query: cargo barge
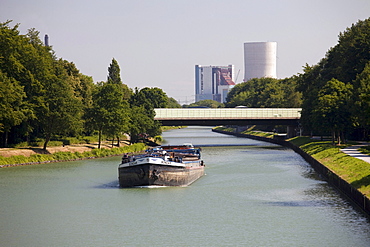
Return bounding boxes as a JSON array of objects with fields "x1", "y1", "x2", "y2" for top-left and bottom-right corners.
[{"x1": 118, "y1": 144, "x2": 204, "y2": 187}]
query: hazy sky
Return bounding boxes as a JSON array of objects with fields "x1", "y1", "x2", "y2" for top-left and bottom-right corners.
[{"x1": 1, "y1": 0, "x2": 369, "y2": 103}]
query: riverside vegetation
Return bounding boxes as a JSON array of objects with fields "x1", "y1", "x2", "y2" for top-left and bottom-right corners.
[
  {"x1": 0, "y1": 127, "x2": 180, "y2": 167},
  {"x1": 289, "y1": 137, "x2": 370, "y2": 198},
  {"x1": 0, "y1": 143, "x2": 146, "y2": 167},
  {"x1": 0, "y1": 20, "x2": 181, "y2": 150}
]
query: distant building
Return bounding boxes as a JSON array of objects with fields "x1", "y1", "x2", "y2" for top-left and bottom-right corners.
[
  {"x1": 243, "y1": 42, "x2": 277, "y2": 81},
  {"x1": 195, "y1": 65, "x2": 235, "y2": 103}
]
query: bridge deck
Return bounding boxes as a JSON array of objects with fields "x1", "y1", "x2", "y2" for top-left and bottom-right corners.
[
  {"x1": 154, "y1": 108, "x2": 302, "y2": 126},
  {"x1": 155, "y1": 108, "x2": 301, "y2": 119}
]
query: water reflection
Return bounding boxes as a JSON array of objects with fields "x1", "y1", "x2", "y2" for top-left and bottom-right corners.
[
  {"x1": 94, "y1": 180, "x2": 120, "y2": 189},
  {"x1": 264, "y1": 200, "x2": 324, "y2": 207}
]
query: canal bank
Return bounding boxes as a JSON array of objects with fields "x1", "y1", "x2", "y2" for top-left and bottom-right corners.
[
  {"x1": 0, "y1": 143, "x2": 147, "y2": 168},
  {"x1": 212, "y1": 128, "x2": 370, "y2": 216}
]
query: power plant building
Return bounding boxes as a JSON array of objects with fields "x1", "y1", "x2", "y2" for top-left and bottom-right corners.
[
  {"x1": 195, "y1": 65, "x2": 235, "y2": 103},
  {"x1": 243, "y1": 42, "x2": 277, "y2": 81}
]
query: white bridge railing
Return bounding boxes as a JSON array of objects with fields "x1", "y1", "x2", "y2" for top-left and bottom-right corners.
[{"x1": 154, "y1": 108, "x2": 302, "y2": 120}]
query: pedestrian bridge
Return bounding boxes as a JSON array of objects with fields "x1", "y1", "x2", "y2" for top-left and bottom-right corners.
[{"x1": 154, "y1": 108, "x2": 302, "y2": 126}]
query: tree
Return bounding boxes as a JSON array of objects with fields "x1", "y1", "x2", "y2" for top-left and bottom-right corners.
[
  {"x1": 279, "y1": 76, "x2": 302, "y2": 108},
  {"x1": 85, "y1": 59, "x2": 130, "y2": 148},
  {"x1": 107, "y1": 58, "x2": 121, "y2": 84},
  {"x1": 127, "y1": 106, "x2": 161, "y2": 144},
  {"x1": 128, "y1": 87, "x2": 164, "y2": 143},
  {"x1": 167, "y1": 97, "x2": 181, "y2": 108},
  {"x1": 322, "y1": 18, "x2": 370, "y2": 83},
  {"x1": 297, "y1": 63, "x2": 326, "y2": 135},
  {"x1": 297, "y1": 18, "x2": 370, "y2": 139},
  {"x1": 313, "y1": 79, "x2": 353, "y2": 144},
  {"x1": 0, "y1": 21, "x2": 52, "y2": 145},
  {"x1": 225, "y1": 77, "x2": 301, "y2": 108},
  {"x1": 38, "y1": 63, "x2": 84, "y2": 150},
  {"x1": 352, "y1": 61, "x2": 370, "y2": 139},
  {"x1": 185, "y1": 99, "x2": 224, "y2": 108},
  {"x1": 86, "y1": 82, "x2": 129, "y2": 148},
  {"x1": 59, "y1": 60, "x2": 95, "y2": 109},
  {"x1": 0, "y1": 71, "x2": 27, "y2": 146},
  {"x1": 130, "y1": 87, "x2": 168, "y2": 110},
  {"x1": 104, "y1": 91, "x2": 130, "y2": 148},
  {"x1": 0, "y1": 22, "x2": 134, "y2": 149},
  {"x1": 107, "y1": 58, "x2": 131, "y2": 100}
]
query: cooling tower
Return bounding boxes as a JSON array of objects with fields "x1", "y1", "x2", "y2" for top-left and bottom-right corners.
[{"x1": 243, "y1": 42, "x2": 277, "y2": 81}]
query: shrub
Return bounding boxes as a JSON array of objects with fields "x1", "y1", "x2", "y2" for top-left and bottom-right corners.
[
  {"x1": 52, "y1": 152, "x2": 75, "y2": 161},
  {"x1": 29, "y1": 154, "x2": 52, "y2": 163},
  {"x1": 83, "y1": 136, "x2": 99, "y2": 144},
  {"x1": 14, "y1": 142, "x2": 31, "y2": 148}
]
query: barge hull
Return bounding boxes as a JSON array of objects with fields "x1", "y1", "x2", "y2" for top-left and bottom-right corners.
[{"x1": 118, "y1": 164, "x2": 204, "y2": 187}]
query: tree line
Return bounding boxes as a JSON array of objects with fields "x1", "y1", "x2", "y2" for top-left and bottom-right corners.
[
  {"x1": 296, "y1": 17, "x2": 370, "y2": 143},
  {"x1": 0, "y1": 21, "x2": 180, "y2": 149},
  {"x1": 2, "y1": 17, "x2": 370, "y2": 148}
]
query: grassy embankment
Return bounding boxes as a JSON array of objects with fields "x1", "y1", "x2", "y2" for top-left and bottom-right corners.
[
  {"x1": 214, "y1": 126, "x2": 370, "y2": 198},
  {"x1": 0, "y1": 143, "x2": 147, "y2": 167},
  {"x1": 0, "y1": 127, "x2": 182, "y2": 167}
]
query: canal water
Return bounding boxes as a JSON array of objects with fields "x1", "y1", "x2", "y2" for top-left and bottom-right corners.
[{"x1": 0, "y1": 126, "x2": 369, "y2": 246}]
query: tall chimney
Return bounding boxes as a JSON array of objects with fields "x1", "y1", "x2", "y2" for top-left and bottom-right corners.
[{"x1": 44, "y1": 34, "x2": 49, "y2": 47}]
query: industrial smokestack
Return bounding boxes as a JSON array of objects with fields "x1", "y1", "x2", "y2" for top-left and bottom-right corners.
[{"x1": 44, "y1": 34, "x2": 49, "y2": 47}]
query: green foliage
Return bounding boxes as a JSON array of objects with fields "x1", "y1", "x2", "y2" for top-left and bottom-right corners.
[
  {"x1": 130, "y1": 87, "x2": 169, "y2": 109},
  {"x1": 0, "y1": 22, "x2": 176, "y2": 150},
  {"x1": 107, "y1": 58, "x2": 122, "y2": 84},
  {"x1": 241, "y1": 130, "x2": 275, "y2": 138},
  {"x1": 352, "y1": 61, "x2": 370, "y2": 132},
  {"x1": 128, "y1": 87, "x2": 164, "y2": 143},
  {"x1": 39, "y1": 60, "x2": 85, "y2": 149},
  {"x1": 13, "y1": 136, "x2": 98, "y2": 148},
  {"x1": 167, "y1": 97, "x2": 181, "y2": 108},
  {"x1": 324, "y1": 19, "x2": 370, "y2": 83},
  {"x1": 312, "y1": 79, "x2": 353, "y2": 144},
  {"x1": 128, "y1": 106, "x2": 160, "y2": 144},
  {"x1": 85, "y1": 59, "x2": 131, "y2": 148},
  {"x1": 107, "y1": 58, "x2": 131, "y2": 100},
  {"x1": 52, "y1": 151, "x2": 75, "y2": 161},
  {"x1": 82, "y1": 136, "x2": 99, "y2": 144},
  {"x1": 45, "y1": 141, "x2": 64, "y2": 147},
  {"x1": 0, "y1": 71, "x2": 27, "y2": 137},
  {"x1": 297, "y1": 18, "x2": 370, "y2": 140},
  {"x1": 213, "y1": 126, "x2": 235, "y2": 132},
  {"x1": 185, "y1": 99, "x2": 224, "y2": 108},
  {"x1": 0, "y1": 21, "x2": 95, "y2": 149},
  {"x1": 288, "y1": 136, "x2": 312, "y2": 147},
  {"x1": 225, "y1": 77, "x2": 302, "y2": 108},
  {"x1": 297, "y1": 140, "x2": 370, "y2": 197}
]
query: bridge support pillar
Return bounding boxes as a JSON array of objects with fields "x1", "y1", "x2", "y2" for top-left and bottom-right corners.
[{"x1": 287, "y1": 125, "x2": 296, "y2": 138}]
